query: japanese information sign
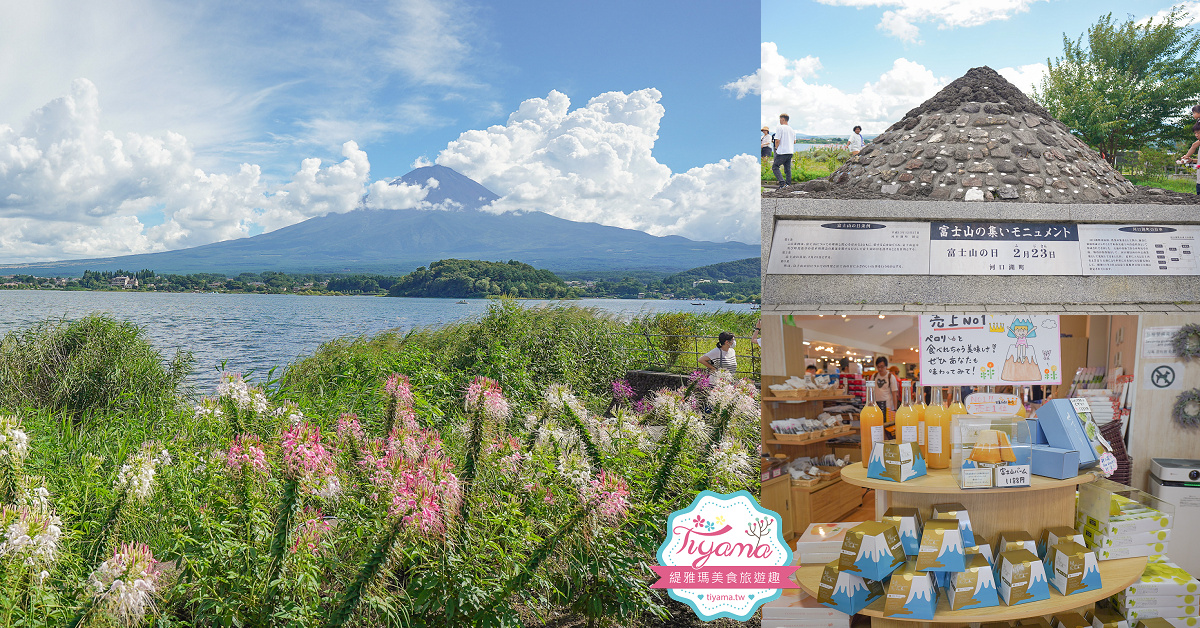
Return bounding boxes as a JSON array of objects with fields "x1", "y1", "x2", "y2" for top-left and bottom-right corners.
[
  {"x1": 918, "y1": 314, "x2": 1063, "y2": 386},
  {"x1": 928, "y1": 222, "x2": 1083, "y2": 275},
  {"x1": 766, "y1": 221, "x2": 929, "y2": 274},
  {"x1": 767, "y1": 220, "x2": 1200, "y2": 277},
  {"x1": 1077, "y1": 225, "x2": 1199, "y2": 275}
]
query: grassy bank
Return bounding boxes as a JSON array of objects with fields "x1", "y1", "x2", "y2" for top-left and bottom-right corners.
[{"x1": 0, "y1": 304, "x2": 760, "y2": 627}]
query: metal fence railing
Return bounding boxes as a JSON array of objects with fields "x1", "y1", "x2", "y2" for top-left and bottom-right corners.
[{"x1": 618, "y1": 332, "x2": 760, "y2": 381}]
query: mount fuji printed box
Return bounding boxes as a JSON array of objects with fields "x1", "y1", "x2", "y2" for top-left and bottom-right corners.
[
  {"x1": 867, "y1": 442, "x2": 927, "y2": 483},
  {"x1": 838, "y1": 522, "x2": 907, "y2": 581},
  {"x1": 915, "y1": 519, "x2": 967, "y2": 572},
  {"x1": 1053, "y1": 611, "x2": 1092, "y2": 628},
  {"x1": 966, "y1": 534, "x2": 993, "y2": 565},
  {"x1": 996, "y1": 530, "x2": 1038, "y2": 557},
  {"x1": 1088, "y1": 606, "x2": 1130, "y2": 628},
  {"x1": 1040, "y1": 526, "x2": 1085, "y2": 559},
  {"x1": 997, "y1": 549, "x2": 1051, "y2": 606},
  {"x1": 817, "y1": 561, "x2": 885, "y2": 615},
  {"x1": 883, "y1": 560, "x2": 938, "y2": 619},
  {"x1": 1048, "y1": 540, "x2": 1102, "y2": 595},
  {"x1": 931, "y1": 503, "x2": 976, "y2": 547},
  {"x1": 881, "y1": 508, "x2": 923, "y2": 557},
  {"x1": 948, "y1": 554, "x2": 1000, "y2": 610}
]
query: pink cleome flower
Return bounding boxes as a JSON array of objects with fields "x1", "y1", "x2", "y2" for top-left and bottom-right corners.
[
  {"x1": 585, "y1": 471, "x2": 631, "y2": 523},
  {"x1": 226, "y1": 434, "x2": 268, "y2": 476},
  {"x1": 336, "y1": 414, "x2": 365, "y2": 446},
  {"x1": 87, "y1": 542, "x2": 161, "y2": 626},
  {"x1": 384, "y1": 373, "x2": 414, "y2": 406},
  {"x1": 280, "y1": 422, "x2": 336, "y2": 487},
  {"x1": 359, "y1": 424, "x2": 460, "y2": 535},
  {"x1": 291, "y1": 508, "x2": 332, "y2": 555},
  {"x1": 611, "y1": 379, "x2": 636, "y2": 401},
  {"x1": 464, "y1": 376, "x2": 510, "y2": 422}
]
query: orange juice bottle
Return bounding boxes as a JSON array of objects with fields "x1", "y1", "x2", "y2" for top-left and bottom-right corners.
[
  {"x1": 948, "y1": 385, "x2": 967, "y2": 418},
  {"x1": 915, "y1": 387, "x2": 928, "y2": 457},
  {"x1": 859, "y1": 380, "x2": 884, "y2": 464},
  {"x1": 924, "y1": 386, "x2": 951, "y2": 469},
  {"x1": 896, "y1": 381, "x2": 919, "y2": 446}
]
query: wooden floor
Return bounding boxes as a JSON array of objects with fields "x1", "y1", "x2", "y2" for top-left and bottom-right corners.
[{"x1": 843, "y1": 489, "x2": 875, "y2": 522}]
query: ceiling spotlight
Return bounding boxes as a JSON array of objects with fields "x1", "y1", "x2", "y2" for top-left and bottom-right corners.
[{"x1": 802, "y1": 341, "x2": 811, "y2": 346}]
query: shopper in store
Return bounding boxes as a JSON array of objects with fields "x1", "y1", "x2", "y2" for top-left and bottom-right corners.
[
  {"x1": 699, "y1": 332, "x2": 737, "y2": 374},
  {"x1": 873, "y1": 356, "x2": 901, "y2": 413}
]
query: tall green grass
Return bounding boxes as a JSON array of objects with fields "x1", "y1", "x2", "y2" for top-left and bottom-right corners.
[
  {"x1": 761, "y1": 146, "x2": 852, "y2": 183},
  {"x1": 0, "y1": 314, "x2": 192, "y2": 416}
]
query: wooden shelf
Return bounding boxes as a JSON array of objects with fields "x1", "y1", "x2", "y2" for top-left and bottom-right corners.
[
  {"x1": 765, "y1": 431, "x2": 857, "y2": 447},
  {"x1": 791, "y1": 557, "x2": 1148, "y2": 624},
  {"x1": 764, "y1": 394, "x2": 854, "y2": 404},
  {"x1": 841, "y1": 464, "x2": 1101, "y2": 494}
]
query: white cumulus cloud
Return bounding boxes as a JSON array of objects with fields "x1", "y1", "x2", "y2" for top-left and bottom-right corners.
[
  {"x1": 434, "y1": 89, "x2": 758, "y2": 244},
  {"x1": 732, "y1": 43, "x2": 946, "y2": 136},
  {"x1": 0, "y1": 79, "x2": 433, "y2": 262},
  {"x1": 815, "y1": 0, "x2": 1047, "y2": 41},
  {"x1": 997, "y1": 63, "x2": 1048, "y2": 96}
]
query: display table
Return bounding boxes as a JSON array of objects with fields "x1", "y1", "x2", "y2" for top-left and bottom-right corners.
[{"x1": 790, "y1": 463, "x2": 1147, "y2": 628}]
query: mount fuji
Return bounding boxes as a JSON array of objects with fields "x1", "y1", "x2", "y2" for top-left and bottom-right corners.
[{"x1": 0, "y1": 165, "x2": 758, "y2": 277}]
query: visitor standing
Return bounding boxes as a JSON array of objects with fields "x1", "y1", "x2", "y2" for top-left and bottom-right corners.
[
  {"x1": 699, "y1": 332, "x2": 738, "y2": 374},
  {"x1": 847, "y1": 125, "x2": 865, "y2": 155},
  {"x1": 1180, "y1": 105, "x2": 1200, "y2": 166},
  {"x1": 761, "y1": 126, "x2": 773, "y2": 158},
  {"x1": 772, "y1": 114, "x2": 796, "y2": 189}
]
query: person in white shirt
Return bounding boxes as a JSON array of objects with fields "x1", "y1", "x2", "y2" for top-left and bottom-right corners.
[
  {"x1": 847, "y1": 125, "x2": 865, "y2": 155},
  {"x1": 772, "y1": 114, "x2": 796, "y2": 188},
  {"x1": 873, "y1": 356, "x2": 901, "y2": 412},
  {"x1": 699, "y1": 332, "x2": 737, "y2": 374},
  {"x1": 761, "y1": 126, "x2": 773, "y2": 158}
]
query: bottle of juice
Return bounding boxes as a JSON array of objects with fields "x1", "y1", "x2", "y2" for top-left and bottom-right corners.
[
  {"x1": 896, "y1": 381, "x2": 919, "y2": 446},
  {"x1": 925, "y1": 385, "x2": 950, "y2": 469},
  {"x1": 915, "y1": 386, "x2": 928, "y2": 457},
  {"x1": 1014, "y1": 385, "x2": 1028, "y2": 418},
  {"x1": 948, "y1": 385, "x2": 967, "y2": 418},
  {"x1": 860, "y1": 380, "x2": 884, "y2": 464}
]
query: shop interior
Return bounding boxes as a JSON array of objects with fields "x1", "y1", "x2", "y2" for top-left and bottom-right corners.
[{"x1": 758, "y1": 313, "x2": 1200, "y2": 592}]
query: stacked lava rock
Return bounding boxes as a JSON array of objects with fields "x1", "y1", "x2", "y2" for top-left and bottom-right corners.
[{"x1": 827, "y1": 66, "x2": 1137, "y2": 202}]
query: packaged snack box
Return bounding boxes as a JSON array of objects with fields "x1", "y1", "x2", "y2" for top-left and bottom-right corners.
[
  {"x1": 883, "y1": 560, "x2": 938, "y2": 619},
  {"x1": 997, "y1": 548, "x2": 1050, "y2": 606},
  {"x1": 1159, "y1": 618, "x2": 1200, "y2": 628},
  {"x1": 838, "y1": 521, "x2": 906, "y2": 582},
  {"x1": 1089, "y1": 606, "x2": 1130, "y2": 628},
  {"x1": 996, "y1": 530, "x2": 1038, "y2": 556},
  {"x1": 816, "y1": 560, "x2": 884, "y2": 615},
  {"x1": 1017, "y1": 618, "x2": 1053, "y2": 628},
  {"x1": 881, "y1": 508, "x2": 923, "y2": 557},
  {"x1": 967, "y1": 533, "x2": 993, "y2": 565},
  {"x1": 1083, "y1": 525, "x2": 1172, "y2": 548},
  {"x1": 867, "y1": 442, "x2": 927, "y2": 483},
  {"x1": 1054, "y1": 612, "x2": 1092, "y2": 628},
  {"x1": 1117, "y1": 591, "x2": 1199, "y2": 608},
  {"x1": 1094, "y1": 541, "x2": 1170, "y2": 561},
  {"x1": 1126, "y1": 562, "x2": 1200, "y2": 597},
  {"x1": 947, "y1": 553, "x2": 999, "y2": 610},
  {"x1": 1049, "y1": 540, "x2": 1102, "y2": 595},
  {"x1": 931, "y1": 502, "x2": 976, "y2": 547},
  {"x1": 915, "y1": 519, "x2": 966, "y2": 572},
  {"x1": 1078, "y1": 480, "x2": 1174, "y2": 537},
  {"x1": 1041, "y1": 526, "x2": 1086, "y2": 558},
  {"x1": 1125, "y1": 605, "x2": 1199, "y2": 622},
  {"x1": 1034, "y1": 399, "x2": 1105, "y2": 468}
]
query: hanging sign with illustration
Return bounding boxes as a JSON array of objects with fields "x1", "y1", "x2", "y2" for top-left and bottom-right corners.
[{"x1": 918, "y1": 315, "x2": 1062, "y2": 386}]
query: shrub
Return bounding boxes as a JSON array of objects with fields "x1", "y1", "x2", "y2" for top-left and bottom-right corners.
[{"x1": 0, "y1": 314, "x2": 192, "y2": 416}]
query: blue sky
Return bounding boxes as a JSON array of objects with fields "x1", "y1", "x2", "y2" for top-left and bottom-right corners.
[
  {"x1": 0, "y1": 0, "x2": 759, "y2": 262},
  {"x1": 755, "y1": 0, "x2": 1200, "y2": 136}
]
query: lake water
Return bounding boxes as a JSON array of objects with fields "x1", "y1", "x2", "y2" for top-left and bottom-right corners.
[{"x1": 0, "y1": 291, "x2": 755, "y2": 388}]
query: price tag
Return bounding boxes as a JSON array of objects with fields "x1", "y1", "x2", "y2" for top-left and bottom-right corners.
[
  {"x1": 961, "y1": 468, "x2": 993, "y2": 489},
  {"x1": 1099, "y1": 452, "x2": 1118, "y2": 476},
  {"x1": 1070, "y1": 397, "x2": 1092, "y2": 413},
  {"x1": 994, "y1": 464, "x2": 1031, "y2": 487}
]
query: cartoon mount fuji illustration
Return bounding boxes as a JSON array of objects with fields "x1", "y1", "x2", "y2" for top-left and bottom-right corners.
[
  {"x1": 965, "y1": 569, "x2": 999, "y2": 609},
  {"x1": 1080, "y1": 559, "x2": 1103, "y2": 592},
  {"x1": 1027, "y1": 564, "x2": 1051, "y2": 601}
]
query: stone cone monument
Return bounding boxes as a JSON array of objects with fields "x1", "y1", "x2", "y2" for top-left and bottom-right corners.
[{"x1": 827, "y1": 66, "x2": 1137, "y2": 202}]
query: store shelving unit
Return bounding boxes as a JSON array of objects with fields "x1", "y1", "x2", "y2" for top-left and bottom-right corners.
[
  {"x1": 761, "y1": 394, "x2": 864, "y2": 541},
  {"x1": 790, "y1": 464, "x2": 1147, "y2": 628}
]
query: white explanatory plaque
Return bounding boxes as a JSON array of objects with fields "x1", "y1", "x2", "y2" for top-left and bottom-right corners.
[
  {"x1": 1077, "y1": 224, "x2": 1200, "y2": 275},
  {"x1": 927, "y1": 222, "x2": 1083, "y2": 275},
  {"x1": 918, "y1": 314, "x2": 1063, "y2": 386},
  {"x1": 766, "y1": 220, "x2": 929, "y2": 274}
]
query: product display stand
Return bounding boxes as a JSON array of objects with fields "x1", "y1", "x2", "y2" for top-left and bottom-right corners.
[
  {"x1": 761, "y1": 395, "x2": 865, "y2": 540},
  {"x1": 791, "y1": 464, "x2": 1148, "y2": 628}
]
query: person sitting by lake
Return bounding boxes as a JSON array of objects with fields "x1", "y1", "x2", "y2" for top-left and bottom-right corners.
[
  {"x1": 699, "y1": 332, "x2": 737, "y2": 373},
  {"x1": 761, "y1": 126, "x2": 773, "y2": 158},
  {"x1": 847, "y1": 125, "x2": 865, "y2": 155}
]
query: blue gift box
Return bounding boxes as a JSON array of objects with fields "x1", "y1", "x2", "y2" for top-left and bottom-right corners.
[
  {"x1": 1033, "y1": 400, "x2": 1098, "y2": 468},
  {"x1": 1031, "y1": 445, "x2": 1081, "y2": 479},
  {"x1": 1026, "y1": 418, "x2": 1048, "y2": 445}
]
